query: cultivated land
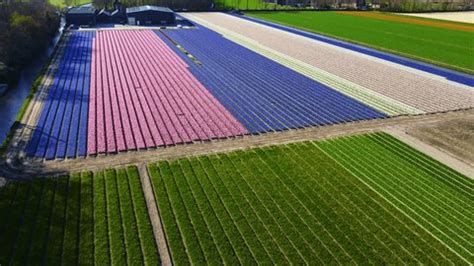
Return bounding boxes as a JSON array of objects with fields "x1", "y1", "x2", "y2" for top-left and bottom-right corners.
[
  {"x1": 148, "y1": 132, "x2": 471, "y2": 264},
  {"x1": 1, "y1": 11, "x2": 473, "y2": 265},
  {"x1": 246, "y1": 11, "x2": 474, "y2": 73},
  {"x1": 0, "y1": 166, "x2": 159, "y2": 265},
  {"x1": 400, "y1": 11, "x2": 474, "y2": 24},
  {"x1": 1, "y1": 132, "x2": 472, "y2": 264}
]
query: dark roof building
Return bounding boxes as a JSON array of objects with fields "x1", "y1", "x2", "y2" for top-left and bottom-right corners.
[
  {"x1": 96, "y1": 9, "x2": 111, "y2": 24},
  {"x1": 126, "y1": 5, "x2": 175, "y2": 25},
  {"x1": 66, "y1": 6, "x2": 97, "y2": 26}
]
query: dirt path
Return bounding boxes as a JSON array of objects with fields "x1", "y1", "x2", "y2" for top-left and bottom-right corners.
[
  {"x1": 336, "y1": 11, "x2": 474, "y2": 32},
  {"x1": 405, "y1": 117, "x2": 474, "y2": 165},
  {"x1": 1, "y1": 109, "x2": 472, "y2": 179},
  {"x1": 138, "y1": 164, "x2": 172, "y2": 265},
  {"x1": 385, "y1": 127, "x2": 473, "y2": 179}
]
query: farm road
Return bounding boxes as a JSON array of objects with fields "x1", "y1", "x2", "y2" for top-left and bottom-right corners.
[{"x1": 1, "y1": 109, "x2": 473, "y2": 179}]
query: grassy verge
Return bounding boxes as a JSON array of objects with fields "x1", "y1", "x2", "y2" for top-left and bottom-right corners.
[
  {"x1": 246, "y1": 11, "x2": 474, "y2": 74},
  {"x1": 0, "y1": 33, "x2": 65, "y2": 156},
  {"x1": 148, "y1": 132, "x2": 470, "y2": 264}
]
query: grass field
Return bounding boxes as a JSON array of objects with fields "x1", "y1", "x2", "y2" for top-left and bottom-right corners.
[
  {"x1": 148, "y1": 132, "x2": 472, "y2": 264},
  {"x1": 0, "y1": 166, "x2": 159, "y2": 265},
  {"x1": 246, "y1": 11, "x2": 474, "y2": 73}
]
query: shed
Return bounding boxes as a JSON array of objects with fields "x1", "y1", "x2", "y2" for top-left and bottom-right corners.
[
  {"x1": 96, "y1": 9, "x2": 111, "y2": 24},
  {"x1": 126, "y1": 5, "x2": 175, "y2": 25},
  {"x1": 66, "y1": 6, "x2": 97, "y2": 26}
]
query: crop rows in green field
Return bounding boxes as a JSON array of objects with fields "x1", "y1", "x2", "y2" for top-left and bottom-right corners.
[
  {"x1": 0, "y1": 166, "x2": 159, "y2": 265},
  {"x1": 247, "y1": 11, "x2": 474, "y2": 73},
  {"x1": 148, "y1": 132, "x2": 472, "y2": 264}
]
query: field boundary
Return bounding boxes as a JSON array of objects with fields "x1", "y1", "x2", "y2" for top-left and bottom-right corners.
[
  {"x1": 1, "y1": 109, "x2": 471, "y2": 179},
  {"x1": 385, "y1": 127, "x2": 473, "y2": 179},
  {"x1": 138, "y1": 164, "x2": 172, "y2": 265}
]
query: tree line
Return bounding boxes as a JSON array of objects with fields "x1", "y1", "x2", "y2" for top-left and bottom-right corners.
[{"x1": 0, "y1": 0, "x2": 60, "y2": 85}]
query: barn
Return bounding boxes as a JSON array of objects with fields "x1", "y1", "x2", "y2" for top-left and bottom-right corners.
[
  {"x1": 66, "y1": 6, "x2": 97, "y2": 26},
  {"x1": 126, "y1": 5, "x2": 176, "y2": 26}
]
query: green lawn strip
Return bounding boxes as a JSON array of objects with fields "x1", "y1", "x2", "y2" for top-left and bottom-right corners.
[
  {"x1": 104, "y1": 169, "x2": 127, "y2": 265},
  {"x1": 8, "y1": 179, "x2": 44, "y2": 264},
  {"x1": 366, "y1": 133, "x2": 473, "y2": 222},
  {"x1": 148, "y1": 163, "x2": 190, "y2": 266},
  {"x1": 93, "y1": 171, "x2": 110, "y2": 265},
  {"x1": 234, "y1": 149, "x2": 338, "y2": 264},
  {"x1": 223, "y1": 152, "x2": 304, "y2": 263},
  {"x1": 333, "y1": 135, "x2": 472, "y2": 247},
  {"x1": 282, "y1": 143, "x2": 438, "y2": 263},
  {"x1": 169, "y1": 160, "x2": 224, "y2": 264},
  {"x1": 79, "y1": 172, "x2": 94, "y2": 265},
  {"x1": 116, "y1": 168, "x2": 143, "y2": 265},
  {"x1": 246, "y1": 11, "x2": 474, "y2": 73},
  {"x1": 253, "y1": 146, "x2": 387, "y2": 264},
  {"x1": 0, "y1": 182, "x2": 31, "y2": 265},
  {"x1": 203, "y1": 154, "x2": 286, "y2": 263},
  {"x1": 126, "y1": 166, "x2": 160, "y2": 265},
  {"x1": 44, "y1": 177, "x2": 68, "y2": 265},
  {"x1": 157, "y1": 161, "x2": 207, "y2": 264},
  {"x1": 372, "y1": 132, "x2": 473, "y2": 194},
  {"x1": 61, "y1": 173, "x2": 81, "y2": 265},
  {"x1": 317, "y1": 137, "x2": 470, "y2": 263},
  {"x1": 26, "y1": 178, "x2": 56, "y2": 264},
  {"x1": 178, "y1": 159, "x2": 240, "y2": 264},
  {"x1": 193, "y1": 156, "x2": 265, "y2": 263}
]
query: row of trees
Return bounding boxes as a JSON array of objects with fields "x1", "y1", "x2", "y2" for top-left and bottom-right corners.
[{"x1": 0, "y1": 0, "x2": 60, "y2": 84}]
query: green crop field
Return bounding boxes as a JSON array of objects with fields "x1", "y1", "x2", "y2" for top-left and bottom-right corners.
[
  {"x1": 148, "y1": 132, "x2": 472, "y2": 264},
  {"x1": 0, "y1": 166, "x2": 159, "y2": 265},
  {"x1": 246, "y1": 11, "x2": 474, "y2": 73}
]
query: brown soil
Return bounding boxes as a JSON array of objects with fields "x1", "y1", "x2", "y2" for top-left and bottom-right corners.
[
  {"x1": 1, "y1": 109, "x2": 472, "y2": 179},
  {"x1": 336, "y1": 11, "x2": 474, "y2": 32},
  {"x1": 405, "y1": 116, "x2": 474, "y2": 166}
]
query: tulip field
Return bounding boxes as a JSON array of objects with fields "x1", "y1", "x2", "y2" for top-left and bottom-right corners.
[
  {"x1": 4, "y1": 10, "x2": 472, "y2": 266},
  {"x1": 23, "y1": 12, "x2": 474, "y2": 159}
]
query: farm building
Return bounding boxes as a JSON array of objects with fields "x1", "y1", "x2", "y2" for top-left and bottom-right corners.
[
  {"x1": 96, "y1": 9, "x2": 111, "y2": 24},
  {"x1": 66, "y1": 6, "x2": 97, "y2": 26},
  {"x1": 126, "y1": 5, "x2": 176, "y2": 25}
]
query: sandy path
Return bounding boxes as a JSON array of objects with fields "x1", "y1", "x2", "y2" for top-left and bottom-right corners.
[
  {"x1": 386, "y1": 127, "x2": 473, "y2": 179},
  {"x1": 398, "y1": 11, "x2": 474, "y2": 25},
  {"x1": 337, "y1": 11, "x2": 474, "y2": 31},
  {"x1": 183, "y1": 13, "x2": 473, "y2": 114},
  {"x1": 138, "y1": 164, "x2": 172, "y2": 266}
]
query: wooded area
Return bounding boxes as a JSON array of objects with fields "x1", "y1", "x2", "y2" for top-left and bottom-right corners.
[{"x1": 0, "y1": 0, "x2": 60, "y2": 85}]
